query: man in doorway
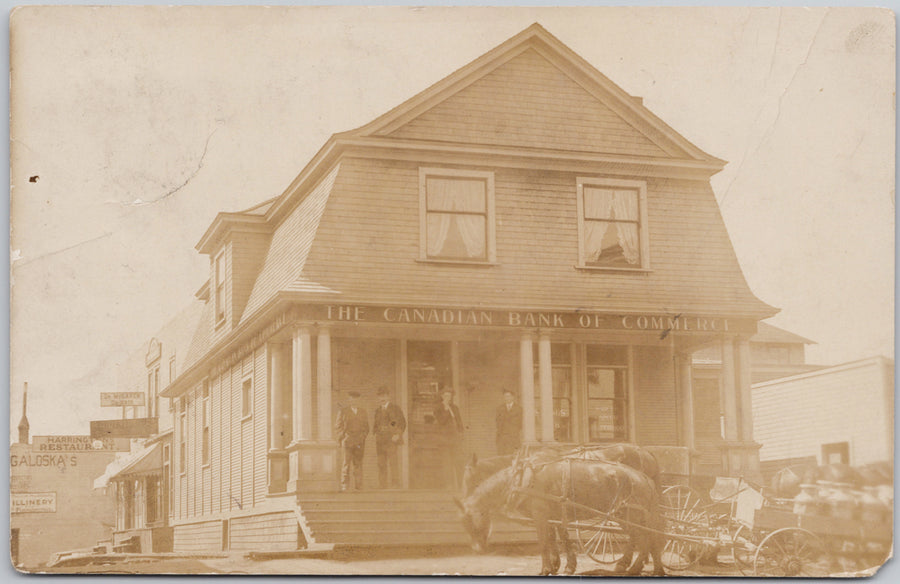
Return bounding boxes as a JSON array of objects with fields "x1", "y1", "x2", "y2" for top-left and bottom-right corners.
[
  {"x1": 495, "y1": 388, "x2": 523, "y2": 455},
  {"x1": 373, "y1": 386, "x2": 407, "y2": 489},
  {"x1": 335, "y1": 391, "x2": 368, "y2": 492},
  {"x1": 434, "y1": 386, "x2": 464, "y2": 489}
]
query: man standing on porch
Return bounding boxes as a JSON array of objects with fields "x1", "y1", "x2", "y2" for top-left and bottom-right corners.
[
  {"x1": 434, "y1": 387, "x2": 464, "y2": 489},
  {"x1": 336, "y1": 391, "x2": 369, "y2": 492},
  {"x1": 373, "y1": 386, "x2": 407, "y2": 489},
  {"x1": 495, "y1": 389, "x2": 523, "y2": 455}
]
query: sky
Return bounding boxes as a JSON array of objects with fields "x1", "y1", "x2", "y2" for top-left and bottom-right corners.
[{"x1": 8, "y1": 6, "x2": 895, "y2": 440}]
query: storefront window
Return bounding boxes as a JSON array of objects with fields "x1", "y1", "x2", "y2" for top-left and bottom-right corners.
[{"x1": 585, "y1": 345, "x2": 628, "y2": 442}]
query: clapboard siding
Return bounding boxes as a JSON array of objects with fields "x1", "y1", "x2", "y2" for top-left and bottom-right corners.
[
  {"x1": 633, "y1": 346, "x2": 677, "y2": 446},
  {"x1": 752, "y1": 358, "x2": 893, "y2": 466},
  {"x1": 254, "y1": 347, "x2": 268, "y2": 506},
  {"x1": 389, "y1": 49, "x2": 667, "y2": 158},
  {"x1": 173, "y1": 520, "x2": 223, "y2": 552},
  {"x1": 229, "y1": 512, "x2": 299, "y2": 552},
  {"x1": 211, "y1": 373, "x2": 222, "y2": 514},
  {"x1": 231, "y1": 232, "x2": 271, "y2": 327},
  {"x1": 297, "y1": 158, "x2": 762, "y2": 316}
]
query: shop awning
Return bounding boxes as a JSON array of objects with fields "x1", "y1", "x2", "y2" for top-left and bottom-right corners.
[{"x1": 93, "y1": 443, "x2": 162, "y2": 489}]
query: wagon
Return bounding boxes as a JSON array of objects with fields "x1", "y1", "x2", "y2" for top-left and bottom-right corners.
[{"x1": 573, "y1": 474, "x2": 892, "y2": 576}]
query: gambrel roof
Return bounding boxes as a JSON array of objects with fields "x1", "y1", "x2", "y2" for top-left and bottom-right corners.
[{"x1": 173, "y1": 23, "x2": 776, "y2": 384}]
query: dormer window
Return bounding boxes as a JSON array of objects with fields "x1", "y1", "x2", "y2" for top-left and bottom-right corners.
[
  {"x1": 576, "y1": 177, "x2": 650, "y2": 270},
  {"x1": 214, "y1": 252, "x2": 225, "y2": 323},
  {"x1": 419, "y1": 168, "x2": 495, "y2": 264}
]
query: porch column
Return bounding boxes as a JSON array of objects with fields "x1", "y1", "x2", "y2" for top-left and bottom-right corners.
[
  {"x1": 268, "y1": 342, "x2": 289, "y2": 493},
  {"x1": 676, "y1": 353, "x2": 695, "y2": 450},
  {"x1": 538, "y1": 334, "x2": 554, "y2": 442},
  {"x1": 292, "y1": 327, "x2": 313, "y2": 442},
  {"x1": 519, "y1": 335, "x2": 536, "y2": 443},
  {"x1": 316, "y1": 327, "x2": 332, "y2": 441},
  {"x1": 735, "y1": 338, "x2": 754, "y2": 442},
  {"x1": 720, "y1": 338, "x2": 739, "y2": 442}
]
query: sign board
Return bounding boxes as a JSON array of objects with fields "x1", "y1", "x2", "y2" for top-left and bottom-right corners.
[
  {"x1": 90, "y1": 418, "x2": 158, "y2": 439},
  {"x1": 296, "y1": 304, "x2": 759, "y2": 334},
  {"x1": 100, "y1": 392, "x2": 145, "y2": 407},
  {"x1": 11, "y1": 492, "x2": 56, "y2": 514},
  {"x1": 32, "y1": 435, "x2": 131, "y2": 452}
]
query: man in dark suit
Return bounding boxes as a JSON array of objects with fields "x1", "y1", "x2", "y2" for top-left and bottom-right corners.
[
  {"x1": 434, "y1": 387, "x2": 464, "y2": 489},
  {"x1": 335, "y1": 391, "x2": 369, "y2": 491},
  {"x1": 496, "y1": 388, "x2": 523, "y2": 455},
  {"x1": 373, "y1": 386, "x2": 407, "y2": 489}
]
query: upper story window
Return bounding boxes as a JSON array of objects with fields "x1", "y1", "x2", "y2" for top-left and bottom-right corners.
[
  {"x1": 576, "y1": 178, "x2": 649, "y2": 270},
  {"x1": 214, "y1": 252, "x2": 225, "y2": 323},
  {"x1": 419, "y1": 168, "x2": 495, "y2": 263}
]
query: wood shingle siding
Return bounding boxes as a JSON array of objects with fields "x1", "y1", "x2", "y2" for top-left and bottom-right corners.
[
  {"x1": 389, "y1": 49, "x2": 668, "y2": 158},
  {"x1": 230, "y1": 232, "x2": 271, "y2": 327},
  {"x1": 293, "y1": 158, "x2": 767, "y2": 316},
  {"x1": 240, "y1": 165, "x2": 341, "y2": 324}
]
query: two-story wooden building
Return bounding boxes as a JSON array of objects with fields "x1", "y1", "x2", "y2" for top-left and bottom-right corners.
[{"x1": 157, "y1": 23, "x2": 776, "y2": 551}]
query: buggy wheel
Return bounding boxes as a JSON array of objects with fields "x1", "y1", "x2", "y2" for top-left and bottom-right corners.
[
  {"x1": 576, "y1": 518, "x2": 629, "y2": 567},
  {"x1": 753, "y1": 527, "x2": 829, "y2": 577},
  {"x1": 660, "y1": 486, "x2": 709, "y2": 571},
  {"x1": 660, "y1": 485, "x2": 702, "y2": 515},
  {"x1": 661, "y1": 534, "x2": 705, "y2": 571},
  {"x1": 730, "y1": 524, "x2": 755, "y2": 575}
]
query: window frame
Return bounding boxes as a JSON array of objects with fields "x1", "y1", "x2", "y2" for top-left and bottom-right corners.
[
  {"x1": 241, "y1": 376, "x2": 253, "y2": 421},
  {"x1": 418, "y1": 167, "x2": 496, "y2": 265},
  {"x1": 213, "y1": 251, "x2": 226, "y2": 324},
  {"x1": 575, "y1": 177, "x2": 651, "y2": 271}
]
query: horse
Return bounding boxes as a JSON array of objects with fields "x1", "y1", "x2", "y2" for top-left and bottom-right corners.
[
  {"x1": 461, "y1": 443, "x2": 661, "y2": 572},
  {"x1": 456, "y1": 458, "x2": 666, "y2": 576},
  {"x1": 520, "y1": 458, "x2": 665, "y2": 576},
  {"x1": 463, "y1": 443, "x2": 660, "y2": 497}
]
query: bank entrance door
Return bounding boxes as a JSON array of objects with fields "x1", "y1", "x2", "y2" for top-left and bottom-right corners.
[{"x1": 406, "y1": 341, "x2": 451, "y2": 489}]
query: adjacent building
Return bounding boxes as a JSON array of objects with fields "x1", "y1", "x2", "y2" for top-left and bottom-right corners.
[
  {"x1": 752, "y1": 355, "x2": 894, "y2": 476},
  {"x1": 143, "y1": 23, "x2": 776, "y2": 551},
  {"x1": 10, "y1": 388, "x2": 120, "y2": 568}
]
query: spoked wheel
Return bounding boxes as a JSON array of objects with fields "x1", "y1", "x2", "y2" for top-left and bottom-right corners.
[
  {"x1": 660, "y1": 485, "x2": 702, "y2": 515},
  {"x1": 753, "y1": 527, "x2": 830, "y2": 577},
  {"x1": 660, "y1": 485, "x2": 709, "y2": 571},
  {"x1": 576, "y1": 517, "x2": 630, "y2": 568},
  {"x1": 730, "y1": 524, "x2": 755, "y2": 575}
]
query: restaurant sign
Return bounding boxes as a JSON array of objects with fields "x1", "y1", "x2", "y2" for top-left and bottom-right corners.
[
  {"x1": 32, "y1": 435, "x2": 131, "y2": 452},
  {"x1": 90, "y1": 418, "x2": 158, "y2": 439},
  {"x1": 100, "y1": 392, "x2": 145, "y2": 407},
  {"x1": 300, "y1": 304, "x2": 757, "y2": 334},
  {"x1": 11, "y1": 492, "x2": 56, "y2": 514}
]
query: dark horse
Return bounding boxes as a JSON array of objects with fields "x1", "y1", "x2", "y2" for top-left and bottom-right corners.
[
  {"x1": 456, "y1": 459, "x2": 666, "y2": 576},
  {"x1": 461, "y1": 443, "x2": 661, "y2": 573},
  {"x1": 463, "y1": 443, "x2": 660, "y2": 497}
]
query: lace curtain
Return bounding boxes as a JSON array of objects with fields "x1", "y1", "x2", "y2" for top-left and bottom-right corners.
[
  {"x1": 583, "y1": 187, "x2": 640, "y2": 265},
  {"x1": 426, "y1": 178, "x2": 486, "y2": 258}
]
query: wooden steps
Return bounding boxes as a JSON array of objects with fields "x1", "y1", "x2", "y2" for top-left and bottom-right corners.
[{"x1": 297, "y1": 490, "x2": 534, "y2": 548}]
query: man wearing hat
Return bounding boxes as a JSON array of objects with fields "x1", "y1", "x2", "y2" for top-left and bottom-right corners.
[
  {"x1": 373, "y1": 386, "x2": 407, "y2": 489},
  {"x1": 335, "y1": 391, "x2": 369, "y2": 491},
  {"x1": 495, "y1": 388, "x2": 523, "y2": 455},
  {"x1": 434, "y1": 386, "x2": 464, "y2": 489}
]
